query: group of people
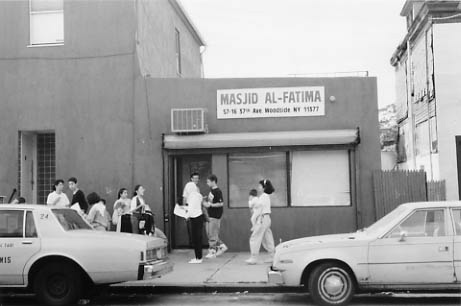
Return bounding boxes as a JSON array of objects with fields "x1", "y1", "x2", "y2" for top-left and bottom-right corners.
[
  {"x1": 180, "y1": 172, "x2": 275, "y2": 265},
  {"x1": 44, "y1": 177, "x2": 162, "y2": 237}
]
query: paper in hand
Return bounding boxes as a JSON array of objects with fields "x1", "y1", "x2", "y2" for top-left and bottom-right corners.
[{"x1": 174, "y1": 204, "x2": 188, "y2": 219}]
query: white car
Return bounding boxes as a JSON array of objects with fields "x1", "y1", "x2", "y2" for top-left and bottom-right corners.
[
  {"x1": 0, "y1": 204, "x2": 173, "y2": 306},
  {"x1": 268, "y1": 201, "x2": 461, "y2": 306}
]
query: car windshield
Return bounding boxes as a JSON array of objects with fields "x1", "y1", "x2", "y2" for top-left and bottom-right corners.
[
  {"x1": 361, "y1": 205, "x2": 409, "y2": 236},
  {"x1": 52, "y1": 209, "x2": 92, "y2": 231}
]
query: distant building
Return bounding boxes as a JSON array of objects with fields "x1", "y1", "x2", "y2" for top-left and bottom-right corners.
[{"x1": 390, "y1": 0, "x2": 461, "y2": 199}]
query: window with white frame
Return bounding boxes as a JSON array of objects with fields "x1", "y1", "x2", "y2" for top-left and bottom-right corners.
[
  {"x1": 30, "y1": 0, "x2": 64, "y2": 45},
  {"x1": 291, "y1": 150, "x2": 351, "y2": 207}
]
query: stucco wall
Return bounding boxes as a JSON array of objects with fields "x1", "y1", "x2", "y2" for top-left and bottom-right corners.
[
  {"x1": 136, "y1": 0, "x2": 202, "y2": 78},
  {"x1": 133, "y1": 78, "x2": 381, "y2": 241},
  {"x1": 433, "y1": 23, "x2": 461, "y2": 200},
  {"x1": 0, "y1": 54, "x2": 136, "y2": 207}
]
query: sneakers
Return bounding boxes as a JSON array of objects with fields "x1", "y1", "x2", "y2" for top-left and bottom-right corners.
[
  {"x1": 245, "y1": 257, "x2": 258, "y2": 265},
  {"x1": 205, "y1": 249, "x2": 217, "y2": 259},
  {"x1": 215, "y1": 244, "x2": 228, "y2": 257},
  {"x1": 188, "y1": 258, "x2": 203, "y2": 264}
]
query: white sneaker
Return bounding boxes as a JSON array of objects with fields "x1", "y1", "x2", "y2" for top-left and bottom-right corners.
[
  {"x1": 188, "y1": 258, "x2": 203, "y2": 264},
  {"x1": 245, "y1": 257, "x2": 258, "y2": 265},
  {"x1": 215, "y1": 244, "x2": 228, "y2": 256},
  {"x1": 205, "y1": 249, "x2": 216, "y2": 259}
]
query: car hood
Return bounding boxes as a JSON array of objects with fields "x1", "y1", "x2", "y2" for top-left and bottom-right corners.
[
  {"x1": 278, "y1": 232, "x2": 370, "y2": 251},
  {"x1": 65, "y1": 230, "x2": 166, "y2": 250}
]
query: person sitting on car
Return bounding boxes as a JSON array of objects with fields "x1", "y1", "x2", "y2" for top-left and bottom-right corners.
[{"x1": 86, "y1": 192, "x2": 110, "y2": 231}]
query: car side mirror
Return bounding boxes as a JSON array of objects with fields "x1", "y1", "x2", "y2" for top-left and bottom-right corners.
[{"x1": 399, "y1": 231, "x2": 407, "y2": 242}]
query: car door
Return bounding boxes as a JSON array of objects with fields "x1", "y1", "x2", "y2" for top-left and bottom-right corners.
[
  {"x1": 368, "y1": 208, "x2": 454, "y2": 285},
  {"x1": 0, "y1": 209, "x2": 41, "y2": 285},
  {"x1": 451, "y1": 208, "x2": 461, "y2": 283}
]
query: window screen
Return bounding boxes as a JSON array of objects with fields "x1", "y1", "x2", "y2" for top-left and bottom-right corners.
[
  {"x1": 291, "y1": 150, "x2": 351, "y2": 206},
  {"x1": 30, "y1": 0, "x2": 64, "y2": 45},
  {"x1": 228, "y1": 152, "x2": 287, "y2": 208}
]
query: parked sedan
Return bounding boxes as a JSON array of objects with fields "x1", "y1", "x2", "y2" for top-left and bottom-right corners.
[
  {"x1": 0, "y1": 204, "x2": 173, "y2": 306},
  {"x1": 268, "y1": 201, "x2": 461, "y2": 306}
]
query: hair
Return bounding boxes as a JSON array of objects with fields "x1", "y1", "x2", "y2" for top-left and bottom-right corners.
[
  {"x1": 133, "y1": 184, "x2": 142, "y2": 197},
  {"x1": 118, "y1": 188, "x2": 127, "y2": 199},
  {"x1": 68, "y1": 177, "x2": 77, "y2": 184},
  {"x1": 259, "y1": 179, "x2": 275, "y2": 195},
  {"x1": 190, "y1": 172, "x2": 200, "y2": 179},
  {"x1": 52, "y1": 179, "x2": 65, "y2": 191},
  {"x1": 249, "y1": 189, "x2": 258, "y2": 197},
  {"x1": 17, "y1": 197, "x2": 26, "y2": 204},
  {"x1": 207, "y1": 174, "x2": 218, "y2": 183},
  {"x1": 86, "y1": 192, "x2": 100, "y2": 206}
]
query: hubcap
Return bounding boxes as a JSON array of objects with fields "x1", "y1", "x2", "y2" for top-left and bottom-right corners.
[
  {"x1": 323, "y1": 274, "x2": 344, "y2": 296},
  {"x1": 318, "y1": 267, "x2": 350, "y2": 302}
]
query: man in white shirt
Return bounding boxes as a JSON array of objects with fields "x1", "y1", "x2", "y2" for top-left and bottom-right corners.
[
  {"x1": 182, "y1": 172, "x2": 204, "y2": 264},
  {"x1": 46, "y1": 179, "x2": 70, "y2": 207}
]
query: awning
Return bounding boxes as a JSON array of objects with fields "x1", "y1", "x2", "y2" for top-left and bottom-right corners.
[{"x1": 163, "y1": 129, "x2": 359, "y2": 150}]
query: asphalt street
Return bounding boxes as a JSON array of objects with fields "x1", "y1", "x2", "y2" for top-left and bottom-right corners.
[{"x1": 1, "y1": 292, "x2": 460, "y2": 306}]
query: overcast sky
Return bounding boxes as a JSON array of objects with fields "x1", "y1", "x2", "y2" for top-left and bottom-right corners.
[{"x1": 179, "y1": 0, "x2": 408, "y2": 107}]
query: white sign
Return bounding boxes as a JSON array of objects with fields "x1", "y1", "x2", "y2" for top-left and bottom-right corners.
[{"x1": 216, "y1": 86, "x2": 325, "y2": 119}]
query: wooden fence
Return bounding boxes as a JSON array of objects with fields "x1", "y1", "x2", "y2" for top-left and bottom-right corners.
[
  {"x1": 427, "y1": 180, "x2": 446, "y2": 201},
  {"x1": 372, "y1": 170, "x2": 446, "y2": 220}
]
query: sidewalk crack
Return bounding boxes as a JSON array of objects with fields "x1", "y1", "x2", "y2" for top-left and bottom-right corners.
[{"x1": 204, "y1": 253, "x2": 238, "y2": 284}]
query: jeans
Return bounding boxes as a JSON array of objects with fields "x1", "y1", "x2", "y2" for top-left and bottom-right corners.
[
  {"x1": 190, "y1": 214, "x2": 204, "y2": 259},
  {"x1": 206, "y1": 217, "x2": 223, "y2": 250}
]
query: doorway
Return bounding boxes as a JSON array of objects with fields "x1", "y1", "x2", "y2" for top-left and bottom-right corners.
[
  {"x1": 19, "y1": 132, "x2": 55, "y2": 204},
  {"x1": 171, "y1": 154, "x2": 211, "y2": 248}
]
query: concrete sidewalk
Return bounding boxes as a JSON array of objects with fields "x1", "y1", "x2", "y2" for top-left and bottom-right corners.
[{"x1": 116, "y1": 249, "x2": 285, "y2": 291}]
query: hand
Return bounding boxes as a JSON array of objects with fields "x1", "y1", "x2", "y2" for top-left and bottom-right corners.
[{"x1": 203, "y1": 201, "x2": 211, "y2": 208}]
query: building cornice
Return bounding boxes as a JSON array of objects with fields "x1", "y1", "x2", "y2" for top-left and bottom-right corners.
[
  {"x1": 168, "y1": 0, "x2": 206, "y2": 47},
  {"x1": 390, "y1": 1, "x2": 461, "y2": 66}
]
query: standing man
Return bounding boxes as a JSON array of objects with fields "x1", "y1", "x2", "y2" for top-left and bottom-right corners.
[
  {"x1": 204, "y1": 174, "x2": 228, "y2": 258},
  {"x1": 182, "y1": 172, "x2": 201, "y2": 248},
  {"x1": 68, "y1": 177, "x2": 89, "y2": 214},
  {"x1": 182, "y1": 172, "x2": 205, "y2": 263}
]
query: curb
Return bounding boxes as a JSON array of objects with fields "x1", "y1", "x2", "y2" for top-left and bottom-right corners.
[{"x1": 108, "y1": 284, "x2": 302, "y2": 294}]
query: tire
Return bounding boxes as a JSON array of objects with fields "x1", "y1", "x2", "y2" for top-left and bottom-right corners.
[
  {"x1": 33, "y1": 262, "x2": 83, "y2": 306},
  {"x1": 308, "y1": 262, "x2": 355, "y2": 306}
]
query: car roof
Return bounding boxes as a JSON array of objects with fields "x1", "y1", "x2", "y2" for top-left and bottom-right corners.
[
  {"x1": 0, "y1": 204, "x2": 51, "y2": 210},
  {"x1": 400, "y1": 201, "x2": 461, "y2": 209}
]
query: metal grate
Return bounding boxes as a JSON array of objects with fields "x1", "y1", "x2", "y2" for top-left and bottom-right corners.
[{"x1": 37, "y1": 133, "x2": 55, "y2": 205}]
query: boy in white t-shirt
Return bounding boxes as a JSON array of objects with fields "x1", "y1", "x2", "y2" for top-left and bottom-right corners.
[{"x1": 46, "y1": 179, "x2": 70, "y2": 207}]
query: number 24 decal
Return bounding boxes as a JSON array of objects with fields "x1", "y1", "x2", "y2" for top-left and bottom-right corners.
[{"x1": 40, "y1": 213, "x2": 49, "y2": 220}]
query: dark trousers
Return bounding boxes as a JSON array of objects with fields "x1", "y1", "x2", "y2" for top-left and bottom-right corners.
[
  {"x1": 120, "y1": 214, "x2": 133, "y2": 233},
  {"x1": 190, "y1": 214, "x2": 204, "y2": 259}
]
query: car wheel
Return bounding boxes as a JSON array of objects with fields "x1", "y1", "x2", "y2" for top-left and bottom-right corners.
[
  {"x1": 33, "y1": 262, "x2": 83, "y2": 306},
  {"x1": 308, "y1": 262, "x2": 355, "y2": 306}
]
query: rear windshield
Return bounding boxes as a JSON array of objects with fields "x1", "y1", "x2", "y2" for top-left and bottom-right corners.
[{"x1": 52, "y1": 209, "x2": 92, "y2": 231}]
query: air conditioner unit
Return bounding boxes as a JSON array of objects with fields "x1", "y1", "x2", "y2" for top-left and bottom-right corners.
[{"x1": 171, "y1": 108, "x2": 207, "y2": 134}]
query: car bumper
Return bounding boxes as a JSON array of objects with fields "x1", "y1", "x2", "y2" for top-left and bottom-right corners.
[
  {"x1": 138, "y1": 259, "x2": 174, "y2": 280},
  {"x1": 267, "y1": 266, "x2": 285, "y2": 285}
]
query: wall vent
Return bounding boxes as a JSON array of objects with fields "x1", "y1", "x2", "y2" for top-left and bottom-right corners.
[{"x1": 171, "y1": 108, "x2": 207, "y2": 134}]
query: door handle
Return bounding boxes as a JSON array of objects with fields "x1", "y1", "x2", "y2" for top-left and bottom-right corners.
[
  {"x1": 22, "y1": 241, "x2": 33, "y2": 245},
  {"x1": 438, "y1": 246, "x2": 449, "y2": 252}
]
